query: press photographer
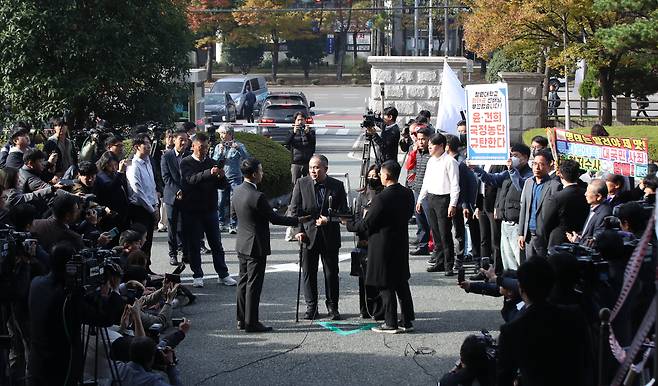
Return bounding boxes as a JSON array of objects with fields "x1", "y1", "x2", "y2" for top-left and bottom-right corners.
[
  {"x1": 363, "y1": 106, "x2": 400, "y2": 164},
  {"x1": 28, "y1": 242, "x2": 124, "y2": 386},
  {"x1": 440, "y1": 332, "x2": 496, "y2": 386}
]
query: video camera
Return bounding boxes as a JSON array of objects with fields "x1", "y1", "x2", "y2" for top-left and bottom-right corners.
[
  {"x1": 0, "y1": 228, "x2": 36, "y2": 302},
  {"x1": 65, "y1": 248, "x2": 122, "y2": 293},
  {"x1": 361, "y1": 110, "x2": 383, "y2": 131}
]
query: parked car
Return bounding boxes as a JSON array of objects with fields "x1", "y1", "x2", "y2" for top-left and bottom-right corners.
[
  {"x1": 210, "y1": 76, "x2": 268, "y2": 118},
  {"x1": 259, "y1": 104, "x2": 314, "y2": 143},
  {"x1": 204, "y1": 92, "x2": 237, "y2": 124}
]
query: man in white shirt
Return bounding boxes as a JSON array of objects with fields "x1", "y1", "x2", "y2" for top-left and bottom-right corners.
[
  {"x1": 416, "y1": 133, "x2": 460, "y2": 275},
  {"x1": 127, "y1": 133, "x2": 158, "y2": 261}
]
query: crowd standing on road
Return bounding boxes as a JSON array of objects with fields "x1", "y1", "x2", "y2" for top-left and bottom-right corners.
[{"x1": 1, "y1": 105, "x2": 657, "y2": 386}]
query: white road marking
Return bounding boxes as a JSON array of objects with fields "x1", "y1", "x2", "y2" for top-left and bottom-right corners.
[
  {"x1": 336, "y1": 128, "x2": 349, "y2": 135},
  {"x1": 316, "y1": 128, "x2": 328, "y2": 135}
]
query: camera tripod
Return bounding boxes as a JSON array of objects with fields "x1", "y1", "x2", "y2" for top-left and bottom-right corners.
[{"x1": 80, "y1": 324, "x2": 122, "y2": 386}]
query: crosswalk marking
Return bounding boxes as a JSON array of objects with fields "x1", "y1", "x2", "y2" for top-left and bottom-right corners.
[
  {"x1": 316, "y1": 128, "x2": 328, "y2": 135},
  {"x1": 336, "y1": 128, "x2": 349, "y2": 135}
]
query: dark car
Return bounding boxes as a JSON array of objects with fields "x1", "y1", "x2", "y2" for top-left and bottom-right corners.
[
  {"x1": 261, "y1": 91, "x2": 315, "y2": 112},
  {"x1": 259, "y1": 104, "x2": 313, "y2": 143},
  {"x1": 204, "y1": 92, "x2": 237, "y2": 124}
]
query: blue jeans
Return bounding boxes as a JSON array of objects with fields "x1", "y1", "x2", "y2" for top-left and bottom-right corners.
[
  {"x1": 183, "y1": 210, "x2": 229, "y2": 279},
  {"x1": 414, "y1": 191, "x2": 431, "y2": 250},
  {"x1": 218, "y1": 177, "x2": 242, "y2": 227}
]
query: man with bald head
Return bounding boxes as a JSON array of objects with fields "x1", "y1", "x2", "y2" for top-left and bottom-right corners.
[
  {"x1": 290, "y1": 154, "x2": 348, "y2": 320},
  {"x1": 566, "y1": 178, "x2": 612, "y2": 245}
]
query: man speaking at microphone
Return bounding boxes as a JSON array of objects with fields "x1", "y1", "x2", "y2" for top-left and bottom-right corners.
[
  {"x1": 233, "y1": 157, "x2": 301, "y2": 333},
  {"x1": 290, "y1": 154, "x2": 348, "y2": 320}
]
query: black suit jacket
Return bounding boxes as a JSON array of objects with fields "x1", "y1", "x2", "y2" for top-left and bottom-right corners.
[
  {"x1": 289, "y1": 175, "x2": 348, "y2": 250},
  {"x1": 180, "y1": 155, "x2": 228, "y2": 212},
  {"x1": 497, "y1": 302, "x2": 593, "y2": 386},
  {"x1": 372, "y1": 123, "x2": 400, "y2": 163},
  {"x1": 160, "y1": 149, "x2": 189, "y2": 206},
  {"x1": 346, "y1": 183, "x2": 415, "y2": 287},
  {"x1": 580, "y1": 202, "x2": 613, "y2": 243},
  {"x1": 233, "y1": 182, "x2": 298, "y2": 257},
  {"x1": 543, "y1": 184, "x2": 589, "y2": 247}
]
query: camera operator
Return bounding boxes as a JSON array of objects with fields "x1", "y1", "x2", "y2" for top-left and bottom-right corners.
[
  {"x1": 285, "y1": 112, "x2": 316, "y2": 187},
  {"x1": 0, "y1": 167, "x2": 58, "y2": 214},
  {"x1": 458, "y1": 269, "x2": 522, "y2": 323},
  {"x1": 440, "y1": 334, "x2": 495, "y2": 386},
  {"x1": 364, "y1": 106, "x2": 400, "y2": 164},
  {"x1": 43, "y1": 118, "x2": 77, "y2": 178},
  {"x1": 28, "y1": 242, "x2": 123, "y2": 386},
  {"x1": 116, "y1": 336, "x2": 182, "y2": 386},
  {"x1": 497, "y1": 257, "x2": 593, "y2": 386}
]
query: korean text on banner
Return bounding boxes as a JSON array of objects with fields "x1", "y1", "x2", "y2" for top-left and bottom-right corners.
[
  {"x1": 553, "y1": 128, "x2": 649, "y2": 178},
  {"x1": 465, "y1": 83, "x2": 510, "y2": 163}
]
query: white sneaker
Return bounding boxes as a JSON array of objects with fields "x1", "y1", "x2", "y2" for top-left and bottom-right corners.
[
  {"x1": 219, "y1": 275, "x2": 237, "y2": 286},
  {"x1": 192, "y1": 277, "x2": 204, "y2": 288}
]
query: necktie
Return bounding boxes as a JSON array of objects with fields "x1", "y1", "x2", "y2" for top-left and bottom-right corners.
[{"x1": 315, "y1": 183, "x2": 325, "y2": 211}]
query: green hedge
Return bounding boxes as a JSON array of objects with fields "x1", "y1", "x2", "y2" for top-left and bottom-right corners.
[
  {"x1": 522, "y1": 126, "x2": 658, "y2": 162},
  {"x1": 234, "y1": 132, "x2": 291, "y2": 197}
]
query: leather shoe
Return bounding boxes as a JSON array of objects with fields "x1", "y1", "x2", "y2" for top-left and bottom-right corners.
[
  {"x1": 245, "y1": 322, "x2": 273, "y2": 333},
  {"x1": 426, "y1": 264, "x2": 445, "y2": 273},
  {"x1": 304, "y1": 310, "x2": 320, "y2": 320},
  {"x1": 328, "y1": 310, "x2": 342, "y2": 321},
  {"x1": 237, "y1": 321, "x2": 245, "y2": 330},
  {"x1": 169, "y1": 256, "x2": 179, "y2": 266},
  {"x1": 410, "y1": 248, "x2": 430, "y2": 256},
  {"x1": 445, "y1": 269, "x2": 456, "y2": 277}
]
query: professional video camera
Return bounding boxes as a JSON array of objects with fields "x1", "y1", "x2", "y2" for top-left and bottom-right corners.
[
  {"x1": 549, "y1": 243, "x2": 609, "y2": 291},
  {"x1": 0, "y1": 228, "x2": 36, "y2": 302},
  {"x1": 65, "y1": 248, "x2": 122, "y2": 293},
  {"x1": 361, "y1": 110, "x2": 383, "y2": 131}
]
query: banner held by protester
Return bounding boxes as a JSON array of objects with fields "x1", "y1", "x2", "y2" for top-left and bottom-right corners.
[{"x1": 464, "y1": 83, "x2": 510, "y2": 164}]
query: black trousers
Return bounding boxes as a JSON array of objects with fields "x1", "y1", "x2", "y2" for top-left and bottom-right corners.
[
  {"x1": 426, "y1": 194, "x2": 455, "y2": 269},
  {"x1": 165, "y1": 203, "x2": 185, "y2": 259},
  {"x1": 358, "y1": 257, "x2": 383, "y2": 318},
  {"x1": 302, "y1": 235, "x2": 339, "y2": 312},
  {"x1": 526, "y1": 234, "x2": 547, "y2": 259},
  {"x1": 379, "y1": 281, "x2": 415, "y2": 328},
  {"x1": 236, "y1": 253, "x2": 267, "y2": 326},
  {"x1": 129, "y1": 204, "x2": 155, "y2": 259}
]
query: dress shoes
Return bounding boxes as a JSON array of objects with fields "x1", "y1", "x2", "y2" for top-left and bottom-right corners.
[
  {"x1": 304, "y1": 310, "x2": 320, "y2": 320},
  {"x1": 327, "y1": 310, "x2": 342, "y2": 321},
  {"x1": 245, "y1": 322, "x2": 273, "y2": 333},
  {"x1": 371, "y1": 324, "x2": 400, "y2": 334},
  {"x1": 444, "y1": 269, "x2": 456, "y2": 277},
  {"x1": 169, "y1": 256, "x2": 179, "y2": 266},
  {"x1": 410, "y1": 248, "x2": 430, "y2": 256},
  {"x1": 426, "y1": 264, "x2": 445, "y2": 273},
  {"x1": 237, "y1": 321, "x2": 245, "y2": 330}
]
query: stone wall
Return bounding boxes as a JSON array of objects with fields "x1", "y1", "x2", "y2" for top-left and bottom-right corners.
[
  {"x1": 498, "y1": 72, "x2": 544, "y2": 142},
  {"x1": 367, "y1": 56, "x2": 469, "y2": 124}
]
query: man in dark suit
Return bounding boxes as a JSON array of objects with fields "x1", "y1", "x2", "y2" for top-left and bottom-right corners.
[
  {"x1": 344, "y1": 160, "x2": 415, "y2": 333},
  {"x1": 543, "y1": 159, "x2": 589, "y2": 247},
  {"x1": 567, "y1": 179, "x2": 612, "y2": 245},
  {"x1": 30, "y1": 194, "x2": 85, "y2": 252},
  {"x1": 290, "y1": 154, "x2": 348, "y2": 320},
  {"x1": 161, "y1": 129, "x2": 189, "y2": 265},
  {"x1": 233, "y1": 158, "x2": 300, "y2": 333},
  {"x1": 518, "y1": 150, "x2": 562, "y2": 259},
  {"x1": 180, "y1": 132, "x2": 237, "y2": 288},
  {"x1": 497, "y1": 258, "x2": 593, "y2": 386}
]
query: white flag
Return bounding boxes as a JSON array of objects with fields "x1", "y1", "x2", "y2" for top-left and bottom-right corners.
[{"x1": 436, "y1": 61, "x2": 466, "y2": 135}]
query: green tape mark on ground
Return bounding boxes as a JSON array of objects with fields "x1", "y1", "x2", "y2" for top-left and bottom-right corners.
[{"x1": 316, "y1": 321, "x2": 379, "y2": 336}]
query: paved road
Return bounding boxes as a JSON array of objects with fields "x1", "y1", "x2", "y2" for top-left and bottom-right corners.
[{"x1": 147, "y1": 87, "x2": 501, "y2": 385}]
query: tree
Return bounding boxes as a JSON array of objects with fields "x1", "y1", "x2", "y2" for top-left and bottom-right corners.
[
  {"x1": 188, "y1": 0, "x2": 235, "y2": 81},
  {"x1": 347, "y1": 1, "x2": 372, "y2": 76},
  {"x1": 0, "y1": 0, "x2": 193, "y2": 127},
  {"x1": 233, "y1": 0, "x2": 317, "y2": 81},
  {"x1": 485, "y1": 50, "x2": 523, "y2": 83},
  {"x1": 286, "y1": 38, "x2": 325, "y2": 79},
  {"x1": 224, "y1": 41, "x2": 266, "y2": 74},
  {"x1": 463, "y1": 0, "x2": 658, "y2": 125}
]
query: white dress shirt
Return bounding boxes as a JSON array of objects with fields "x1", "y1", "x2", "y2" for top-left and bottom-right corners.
[
  {"x1": 126, "y1": 155, "x2": 158, "y2": 213},
  {"x1": 419, "y1": 151, "x2": 460, "y2": 207}
]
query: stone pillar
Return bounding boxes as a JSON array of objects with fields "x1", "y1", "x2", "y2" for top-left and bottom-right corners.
[
  {"x1": 498, "y1": 72, "x2": 544, "y2": 143},
  {"x1": 616, "y1": 96, "x2": 632, "y2": 125},
  {"x1": 367, "y1": 56, "x2": 468, "y2": 125},
  {"x1": 186, "y1": 68, "x2": 206, "y2": 128}
]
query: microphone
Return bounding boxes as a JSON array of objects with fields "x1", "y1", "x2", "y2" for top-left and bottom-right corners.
[{"x1": 328, "y1": 195, "x2": 333, "y2": 219}]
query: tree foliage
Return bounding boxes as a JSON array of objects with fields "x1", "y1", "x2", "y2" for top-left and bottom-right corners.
[
  {"x1": 224, "y1": 41, "x2": 266, "y2": 74},
  {"x1": 485, "y1": 50, "x2": 523, "y2": 83},
  {"x1": 286, "y1": 38, "x2": 325, "y2": 79},
  {"x1": 0, "y1": 0, "x2": 193, "y2": 127}
]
